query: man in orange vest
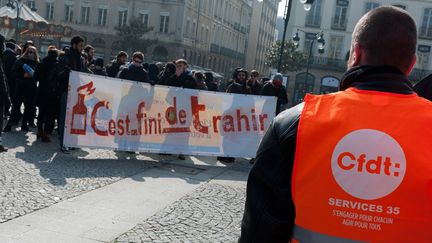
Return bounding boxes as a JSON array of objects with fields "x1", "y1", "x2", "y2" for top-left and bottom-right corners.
[{"x1": 240, "y1": 6, "x2": 432, "y2": 243}]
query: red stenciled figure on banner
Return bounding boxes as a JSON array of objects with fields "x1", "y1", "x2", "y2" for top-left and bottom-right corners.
[{"x1": 71, "y1": 82, "x2": 96, "y2": 135}]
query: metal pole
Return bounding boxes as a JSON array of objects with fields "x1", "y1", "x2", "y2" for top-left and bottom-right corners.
[
  {"x1": 277, "y1": 0, "x2": 293, "y2": 72},
  {"x1": 305, "y1": 39, "x2": 315, "y2": 84}
]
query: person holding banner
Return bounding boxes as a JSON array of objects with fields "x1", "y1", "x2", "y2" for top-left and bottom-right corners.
[
  {"x1": 55, "y1": 36, "x2": 90, "y2": 154},
  {"x1": 240, "y1": 6, "x2": 432, "y2": 242},
  {"x1": 118, "y1": 52, "x2": 150, "y2": 84}
]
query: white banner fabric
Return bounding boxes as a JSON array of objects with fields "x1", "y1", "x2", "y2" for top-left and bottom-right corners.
[{"x1": 64, "y1": 71, "x2": 277, "y2": 158}]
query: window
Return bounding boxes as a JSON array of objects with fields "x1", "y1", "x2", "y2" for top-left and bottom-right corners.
[
  {"x1": 65, "y1": 4, "x2": 73, "y2": 22},
  {"x1": 27, "y1": 0, "x2": 35, "y2": 9},
  {"x1": 305, "y1": 0, "x2": 322, "y2": 27},
  {"x1": 139, "y1": 11, "x2": 149, "y2": 29},
  {"x1": 97, "y1": 8, "x2": 107, "y2": 26},
  {"x1": 364, "y1": 2, "x2": 379, "y2": 13},
  {"x1": 186, "y1": 19, "x2": 190, "y2": 37},
  {"x1": 118, "y1": 10, "x2": 128, "y2": 27},
  {"x1": 80, "y1": 6, "x2": 90, "y2": 24},
  {"x1": 328, "y1": 35, "x2": 344, "y2": 60},
  {"x1": 417, "y1": 45, "x2": 431, "y2": 68},
  {"x1": 332, "y1": 0, "x2": 349, "y2": 30},
  {"x1": 303, "y1": 33, "x2": 316, "y2": 56},
  {"x1": 421, "y1": 8, "x2": 432, "y2": 38},
  {"x1": 46, "y1": 2, "x2": 54, "y2": 20},
  {"x1": 159, "y1": 13, "x2": 170, "y2": 33}
]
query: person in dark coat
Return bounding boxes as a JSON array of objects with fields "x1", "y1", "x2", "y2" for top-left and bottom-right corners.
[
  {"x1": 106, "y1": 51, "x2": 128, "y2": 78},
  {"x1": 158, "y1": 62, "x2": 176, "y2": 85},
  {"x1": 83, "y1": 45, "x2": 95, "y2": 67},
  {"x1": 261, "y1": 73, "x2": 288, "y2": 115},
  {"x1": 193, "y1": 71, "x2": 208, "y2": 90},
  {"x1": 226, "y1": 69, "x2": 251, "y2": 94},
  {"x1": 217, "y1": 69, "x2": 251, "y2": 163},
  {"x1": 91, "y1": 58, "x2": 107, "y2": 76},
  {"x1": 148, "y1": 63, "x2": 160, "y2": 84},
  {"x1": 164, "y1": 59, "x2": 197, "y2": 89},
  {"x1": 204, "y1": 72, "x2": 219, "y2": 91},
  {"x1": 248, "y1": 70, "x2": 263, "y2": 95},
  {"x1": 0, "y1": 35, "x2": 10, "y2": 152},
  {"x1": 55, "y1": 36, "x2": 90, "y2": 153},
  {"x1": 4, "y1": 46, "x2": 40, "y2": 132},
  {"x1": 413, "y1": 73, "x2": 432, "y2": 101},
  {"x1": 3, "y1": 42, "x2": 18, "y2": 115},
  {"x1": 34, "y1": 49, "x2": 59, "y2": 142},
  {"x1": 118, "y1": 52, "x2": 151, "y2": 84}
]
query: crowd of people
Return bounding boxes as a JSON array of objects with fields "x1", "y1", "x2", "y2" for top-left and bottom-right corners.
[{"x1": 0, "y1": 35, "x2": 288, "y2": 158}]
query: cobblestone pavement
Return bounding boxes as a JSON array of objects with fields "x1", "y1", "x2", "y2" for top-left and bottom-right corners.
[
  {"x1": 0, "y1": 128, "x2": 161, "y2": 223},
  {"x1": 114, "y1": 183, "x2": 246, "y2": 243}
]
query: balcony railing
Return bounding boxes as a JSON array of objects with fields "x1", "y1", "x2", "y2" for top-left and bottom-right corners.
[
  {"x1": 305, "y1": 15, "x2": 321, "y2": 28},
  {"x1": 419, "y1": 26, "x2": 432, "y2": 39},
  {"x1": 210, "y1": 44, "x2": 245, "y2": 60},
  {"x1": 331, "y1": 17, "x2": 347, "y2": 31}
]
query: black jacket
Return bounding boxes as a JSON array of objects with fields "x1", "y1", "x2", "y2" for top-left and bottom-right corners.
[
  {"x1": 261, "y1": 82, "x2": 288, "y2": 115},
  {"x1": 239, "y1": 65, "x2": 416, "y2": 243},
  {"x1": 118, "y1": 64, "x2": 150, "y2": 84},
  {"x1": 0, "y1": 58, "x2": 9, "y2": 106},
  {"x1": 13, "y1": 58, "x2": 38, "y2": 87},
  {"x1": 249, "y1": 81, "x2": 263, "y2": 95},
  {"x1": 165, "y1": 70, "x2": 197, "y2": 89},
  {"x1": 3, "y1": 49, "x2": 16, "y2": 85},
  {"x1": 56, "y1": 49, "x2": 89, "y2": 94},
  {"x1": 106, "y1": 59, "x2": 122, "y2": 78},
  {"x1": 34, "y1": 56, "x2": 58, "y2": 104},
  {"x1": 227, "y1": 81, "x2": 250, "y2": 94}
]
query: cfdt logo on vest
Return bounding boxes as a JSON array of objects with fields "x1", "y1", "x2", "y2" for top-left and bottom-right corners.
[{"x1": 331, "y1": 129, "x2": 406, "y2": 200}]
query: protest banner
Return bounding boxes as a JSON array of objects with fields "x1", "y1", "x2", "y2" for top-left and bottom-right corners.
[{"x1": 64, "y1": 71, "x2": 277, "y2": 158}]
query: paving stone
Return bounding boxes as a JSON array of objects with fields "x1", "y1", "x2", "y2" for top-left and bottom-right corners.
[{"x1": 114, "y1": 183, "x2": 246, "y2": 243}]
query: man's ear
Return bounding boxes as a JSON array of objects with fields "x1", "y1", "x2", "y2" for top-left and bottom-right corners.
[
  {"x1": 351, "y1": 44, "x2": 362, "y2": 67},
  {"x1": 405, "y1": 55, "x2": 416, "y2": 76}
]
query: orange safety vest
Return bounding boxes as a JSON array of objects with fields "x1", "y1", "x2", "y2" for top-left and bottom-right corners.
[{"x1": 291, "y1": 88, "x2": 432, "y2": 243}]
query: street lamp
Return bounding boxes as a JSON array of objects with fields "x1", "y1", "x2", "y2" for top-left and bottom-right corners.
[
  {"x1": 277, "y1": 0, "x2": 315, "y2": 72},
  {"x1": 7, "y1": 0, "x2": 38, "y2": 43},
  {"x1": 293, "y1": 29, "x2": 325, "y2": 84}
]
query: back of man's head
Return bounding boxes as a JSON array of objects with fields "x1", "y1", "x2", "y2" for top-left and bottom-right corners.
[{"x1": 350, "y1": 6, "x2": 417, "y2": 73}]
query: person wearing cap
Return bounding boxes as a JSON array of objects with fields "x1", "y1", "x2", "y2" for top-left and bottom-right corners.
[
  {"x1": 240, "y1": 6, "x2": 432, "y2": 242},
  {"x1": 0, "y1": 34, "x2": 11, "y2": 152},
  {"x1": 261, "y1": 73, "x2": 288, "y2": 115}
]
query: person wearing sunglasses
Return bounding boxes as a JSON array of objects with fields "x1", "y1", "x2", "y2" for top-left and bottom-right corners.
[
  {"x1": 118, "y1": 52, "x2": 151, "y2": 84},
  {"x1": 4, "y1": 45, "x2": 40, "y2": 132}
]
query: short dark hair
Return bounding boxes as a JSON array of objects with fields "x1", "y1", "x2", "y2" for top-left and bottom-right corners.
[
  {"x1": 132, "y1": 52, "x2": 144, "y2": 61},
  {"x1": 117, "y1": 51, "x2": 128, "y2": 59},
  {"x1": 84, "y1": 45, "x2": 94, "y2": 53},
  {"x1": 70, "y1": 36, "x2": 84, "y2": 46},
  {"x1": 5, "y1": 42, "x2": 15, "y2": 50},
  {"x1": 352, "y1": 6, "x2": 417, "y2": 71}
]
